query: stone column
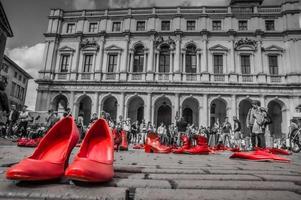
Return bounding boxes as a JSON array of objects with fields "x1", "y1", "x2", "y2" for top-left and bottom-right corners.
[
  {"x1": 156, "y1": 52, "x2": 160, "y2": 73},
  {"x1": 260, "y1": 95, "x2": 265, "y2": 108},
  {"x1": 170, "y1": 52, "x2": 173, "y2": 73},
  {"x1": 95, "y1": 37, "x2": 105, "y2": 80},
  {"x1": 143, "y1": 52, "x2": 148, "y2": 72},
  {"x1": 146, "y1": 35, "x2": 155, "y2": 81},
  {"x1": 129, "y1": 51, "x2": 134, "y2": 72},
  {"x1": 69, "y1": 91, "x2": 75, "y2": 115},
  {"x1": 175, "y1": 93, "x2": 180, "y2": 121},
  {"x1": 117, "y1": 93, "x2": 125, "y2": 119},
  {"x1": 201, "y1": 32, "x2": 209, "y2": 81},
  {"x1": 174, "y1": 34, "x2": 182, "y2": 81},
  {"x1": 120, "y1": 35, "x2": 130, "y2": 81},
  {"x1": 231, "y1": 95, "x2": 237, "y2": 125},
  {"x1": 256, "y1": 35, "x2": 266, "y2": 83},
  {"x1": 183, "y1": 52, "x2": 186, "y2": 73},
  {"x1": 92, "y1": 92, "x2": 99, "y2": 115},
  {"x1": 201, "y1": 94, "x2": 208, "y2": 126},
  {"x1": 196, "y1": 51, "x2": 200, "y2": 73},
  {"x1": 146, "y1": 93, "x2": 152, "y2": 123}
]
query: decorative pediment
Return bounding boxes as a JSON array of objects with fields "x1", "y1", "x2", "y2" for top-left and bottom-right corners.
[
  {"x1": 155, "y1": 35, "x2": 176, "y2": 50},
  {"x1": 80, "y1": 39, "x2": 99, "y2": 51},
  {"x1": 105, "y1": 45, "x2": 123, "y2": 52},
  {"x1": 58, "y1": 46, "x2": 75, "y2": 52},
  {"x1": 209, "y1": 44, "x2": 229, "y2": 52},
  {"x1": 263, "y1": 45, "x2": 284, "y2": 53},
  {"x1": 235, "y1": 38, "x2": 257, "y2": 51}
]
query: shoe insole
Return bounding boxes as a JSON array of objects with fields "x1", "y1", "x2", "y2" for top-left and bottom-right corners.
[
  {"x1": 85, "y1": 135, "x2": 111, "y2": 163},
  {"x1": 39, "y1": 139, "x2": 69, "y2": 163}
]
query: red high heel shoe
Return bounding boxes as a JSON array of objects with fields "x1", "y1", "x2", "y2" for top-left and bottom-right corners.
[
  {"x1": 6, "y1": 117, "x2": 79, "y2": 181},
  {"x1": 172, "y1": 135, "x2": 190, "y2": 154},
  {"x1": 144, "y1": 133, "x2": 171, "y2": 153},
  {"x1": 65, "y1": 118, "x2": 114, "y2": 182},
  {"x1": 119, "y1": 130, "x2": 128, "y2": 151},
  {"x1": 184, "y1": 135, "x2": 210, "y2": 155}
]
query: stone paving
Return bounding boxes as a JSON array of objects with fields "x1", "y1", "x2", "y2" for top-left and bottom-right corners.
[{"x1": 0, "y1": 140, "x2": 301, "y2": 200}]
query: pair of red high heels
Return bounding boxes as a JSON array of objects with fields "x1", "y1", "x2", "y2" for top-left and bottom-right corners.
[{"x1": 6, "y1": 117, "x2": 114, "y2": 182}]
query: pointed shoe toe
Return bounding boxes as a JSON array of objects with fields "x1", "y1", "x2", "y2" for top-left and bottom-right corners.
[
  {"x1": 65, "y1": 158, "x2": 114, "y2": 182},
  {"x1": 5, "y1": 117, "x2": 79, "y2": 181},
  {"x1": 66, "y1": 118, "x2": 114, "y2": 182}
]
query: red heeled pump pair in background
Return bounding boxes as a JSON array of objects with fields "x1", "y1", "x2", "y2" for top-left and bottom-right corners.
[{"x1": 6, "y1": 117, "x2": 114, "y2": 182}]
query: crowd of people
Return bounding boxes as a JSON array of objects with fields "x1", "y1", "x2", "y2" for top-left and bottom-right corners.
[{"x1": 1, "y1": 100, "x2": 299, "y2": 151}]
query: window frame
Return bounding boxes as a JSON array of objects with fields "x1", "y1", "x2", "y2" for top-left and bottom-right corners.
[
  {"x1": 213, "y1": 54, "x2": 223, "y2": 74},
  {"x1": 88, "y1": 22, "x2": 98, "y2": 33},
  {"x1": 212, "y1": 20, "x2": 222, "y2": 31},
  {"x1": 185, "y1": 46, "x2": 197, "y2": 73},
  {"x1": 112, "y1": 21, "x2": 121, "y2": 32},
  {"x1": 136, "y1": 21, "x2": 146, "y2": 31},
  {"x1": 186, "y1": 20, "x2": 196, "y2": 31},
  {"x1": 108, "y1": 54, "x2": 118, "y2": 73},
  {"x1": 240, "y1": 55, "x2": 251, "y2": 75},
  {"x1": 161, "y1": 21, "x2": 171, "y2": 31},
  {"x1": 83, "y1": 54, "x2": 93, "y2": 73},
  {"x1": 66, "y1": 23, "x2": 76, "y2": 33},
  {"x1": 265, "y1": 20, "x2": 275, "y2": 31},
  {"x1": 133, "y1": 46, "x2": 145, "y2": 72},
  {"x1": 60, "y1": 54, "x2": 70, "y2": 73},
  {"x1": 238, "y1": 20, "x2": 248, "y2": 31},
  {"x1": 268, "y1": 55, "x2": 279, "y2": 75},
  {"x1": 159, "y1": 45, "x2": 170, "y2": 73}
]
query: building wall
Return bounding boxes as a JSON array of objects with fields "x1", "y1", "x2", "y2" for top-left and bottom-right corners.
[
  {"x1": 36, "y1": 1, "x2": 301, "y2": 137},
  {"x1": 1, "y1": 56, "x2": 30, "y2": 110}
]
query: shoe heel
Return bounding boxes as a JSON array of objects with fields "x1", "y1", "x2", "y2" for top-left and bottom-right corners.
[{"x1": 144, "y1": 145, "x2": 152, "y2": 153}]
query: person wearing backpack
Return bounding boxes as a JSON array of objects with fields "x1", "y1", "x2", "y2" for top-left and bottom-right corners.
[{"x1": 252, "y1": 106, "x2": 267, "y2": 148}]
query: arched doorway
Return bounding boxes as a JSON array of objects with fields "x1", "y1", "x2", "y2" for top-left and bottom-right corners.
[
  {"x1": 103, "y1": 96, "x2": 118, "y2": 122},
  {"x1": 182, "y1": 97, "x2": 199, "y2": 126},
  {"x1": 52, "y1": 95, "x2": 68, "y2": 117},
  {"x1": 127, "y1": 96, "x2": 144, "y2": 123},
  {"x1": 239, "y1": 99, "x2": 252, "y2": 137},
  {"x1": 268, "y1": 100, "x2": 283, "y2": 138},
  {"x1": 210, "y1": 98, "x2": 227, "y2": 127},
  {"x1": 154, "y1": 97, "x2": 172, "y2": 127},
  {"x1": 78, "y1": 96, "x2": 92, "y2": 126}
]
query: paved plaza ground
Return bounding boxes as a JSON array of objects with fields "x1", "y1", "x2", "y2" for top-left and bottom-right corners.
[{"x1": 0, "y1": 139, "x2": 301, "y2": 200}]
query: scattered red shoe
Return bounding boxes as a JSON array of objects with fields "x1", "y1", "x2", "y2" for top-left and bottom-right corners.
[
  {"x1": 65, "y1": 118, "x2": 114, "y2": 182},
  {"x1": 6, "y1": 117, "x2": 79, "y2": 181},
  {"x1": 230, "y1": 149, "x2": 290, "y2": 162},
  {"x1": 144, "y1": 133, "x2": 171, "y2": 153}
]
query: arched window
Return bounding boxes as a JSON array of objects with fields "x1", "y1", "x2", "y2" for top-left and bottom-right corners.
[
  {"x1": 133, "y1": 45, "x2": 144, "y2": 72},
  {"x1": 159, "y1": 45, "x2": 170, "y2": 73},
  {"x1": 185, "y1": 45, "x2": 197, "y2": 73},
  {"x1": 296, "y1": 105, "x2": 301, "y2": 113}
]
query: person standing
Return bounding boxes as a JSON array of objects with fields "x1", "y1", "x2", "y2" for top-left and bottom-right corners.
[
  {"x1": 246, "y1": 100, "x2": 259, "y2": 149},
  {"x1": 17, "y1": 105, "x2": 30, "y2": 138},
  {"x1": 176, "y1": 117, "x2": 188, "y2": 146},
  {"x1": 252, "y1": 107, "x2": 268, "y2": 148},
  {"x1": 233, "y1": 116, "x2": 242, "y2": 148},
  {"x1": 6, "y1": 105, "x2": 19, "y2": 138},
  {"x1": 221, "y1": 117, "x2": 232, "y2": 147}
]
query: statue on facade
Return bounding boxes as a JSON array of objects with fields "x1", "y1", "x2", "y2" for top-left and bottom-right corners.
[
  {"x1": 80, "y1": 38, "x2": 100, "y2": 50},
  {"x1": 235, "y1": 37, "x2": 258, "y2": 50}
]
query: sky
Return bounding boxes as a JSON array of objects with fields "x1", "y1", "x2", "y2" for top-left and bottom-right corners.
[{"x1": 1, "y1": 0, "x2": 301, "y2": 110}]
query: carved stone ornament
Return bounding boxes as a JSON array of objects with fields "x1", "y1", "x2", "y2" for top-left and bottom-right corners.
[
  {"x1": 235, "y1": 37, "x2": 257, "y2": 51},
  {"x1": 155, "y1": 35, "x2": 176, "y2": 50},
  {"x1": 80, "y1": 38, "x2": 100, "y2": 51}
]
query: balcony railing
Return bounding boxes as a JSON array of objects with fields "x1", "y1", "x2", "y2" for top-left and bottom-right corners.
[
  {"x1": 105, "y1": 73, "x2": 117, "y2": 80},
  {"x1": 131, "y1": 73, "x2": 143, "y2": 81},
  {"x1": 186, "y1": 74, "x2": 197, "y2": 81},
  {"x1": 57, "y1": 73, "x2": 68, "y2": 80},
  {"x1": 213, "y1": 74, "x2": 225, "y2": 82},
  {"x1": 270, "y1": 75, "x2": 282, "y2": 83},
  {"x1": 242, "y1": 75, "x2": 254, "y2": 83},
  {"x1": 80, "y1": 73, "x2": 92, "y2": 80},
  {"x1": 156, "y1": 73, "x2": 171, "y2": 81}
]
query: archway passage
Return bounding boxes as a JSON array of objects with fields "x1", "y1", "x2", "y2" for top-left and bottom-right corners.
[
  {"x1": 182, "y1": 97, "x2": 199, "y2": 126},
  {"x1": 127, "y1": 96, "x2": 144, "y2": 123},
  {"x1": 268, "y1": 101, "x2": 283, "y2": 138},
  {"x1": 78, "y1": 96, "x2": 92, "y2": 126},
  {"x1": 157, "y1": 105, "x2": 172, "y2": 127},
  {"x1": 210, "y1": 99, "x2": 227, "y2": 127},
  {"x1": 103, "y1": 96, "x2": 118, "y2": 122},
  {"x1": 52, "y1": 95, "x2": 68, "y2": 115},
  {"x1": 239, "y1": 99, "x2": 252, "y2": 137},
  {"x1": 154, "y1": 97, "x2": 172, "y2": 127}
]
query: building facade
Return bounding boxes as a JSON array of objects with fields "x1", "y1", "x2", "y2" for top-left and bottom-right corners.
[
  {"x1": 36, "y1": 0, "x2": 301, "y2": 138},
  {"x1": 1, "y1": 55, "x2": 32, "y2": 110},
  {"x1": 0, "y1": 1, "x2": 13, "y2": 69}
]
